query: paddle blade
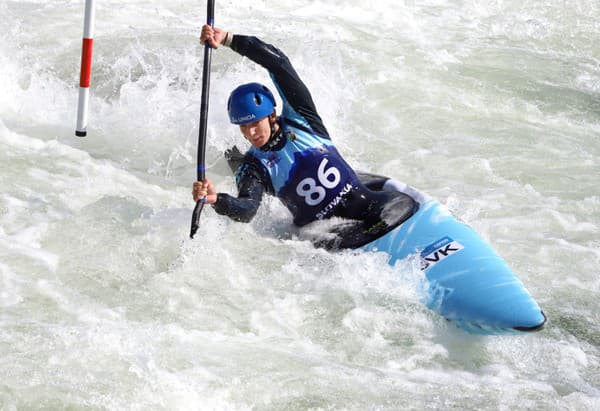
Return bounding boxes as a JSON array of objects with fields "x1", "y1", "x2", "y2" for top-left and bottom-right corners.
[{"x1": 189, "y1": 198, "x2": 206, "y2": 239}]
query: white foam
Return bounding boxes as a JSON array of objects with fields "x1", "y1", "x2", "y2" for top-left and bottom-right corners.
[{"x1": 1, "y1": 0, "x2": 599, "y2": 408}]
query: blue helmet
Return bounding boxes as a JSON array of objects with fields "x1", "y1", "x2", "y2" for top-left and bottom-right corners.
[{"x1": 227, "y1": 82, "x2": 276, "y2": 125}]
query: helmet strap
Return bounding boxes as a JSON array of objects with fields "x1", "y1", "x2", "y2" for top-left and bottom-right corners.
[
  {"x1": 261, "y1": 114, "x2": 283, "y2": 151},
  {"x1": 268, "y1": 112, "x2": 278, "y2": 139}
]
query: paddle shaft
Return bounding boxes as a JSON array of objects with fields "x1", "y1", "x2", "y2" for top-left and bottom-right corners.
[{"x1": 190, "y1": 0, "x2": 215, "y2": 239}]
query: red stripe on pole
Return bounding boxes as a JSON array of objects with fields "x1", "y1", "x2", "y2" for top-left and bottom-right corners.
[{"x1": 79, "y1": 38, "x2": 94, "y2": 88}]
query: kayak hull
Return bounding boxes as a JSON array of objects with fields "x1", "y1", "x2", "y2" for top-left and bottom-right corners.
[{"x1": 363, "y1": 179, "x2": 546, "y2": 335}]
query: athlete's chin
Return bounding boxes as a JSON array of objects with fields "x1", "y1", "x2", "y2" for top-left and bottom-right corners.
[{"x1": 250, "y1": 137, "x2": 267, "y2": 147}]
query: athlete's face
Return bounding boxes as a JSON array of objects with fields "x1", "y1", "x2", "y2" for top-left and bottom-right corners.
[{"x1": 239, "y1": 114, "x2": 276, "y2": 148}]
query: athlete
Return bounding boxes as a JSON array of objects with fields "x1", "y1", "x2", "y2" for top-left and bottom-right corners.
[{"x1": 193, "y1": 25, "x2": 416, "y2": 249}]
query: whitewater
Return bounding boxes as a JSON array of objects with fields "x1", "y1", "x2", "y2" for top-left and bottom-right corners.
[{"x1": 1, "y1": 0, "x2": 599, "y2": 409}]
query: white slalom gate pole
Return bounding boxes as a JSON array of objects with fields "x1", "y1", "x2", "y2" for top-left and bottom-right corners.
[{"x1": 76, "y1": 0, "x2": 96, "y2": 137}]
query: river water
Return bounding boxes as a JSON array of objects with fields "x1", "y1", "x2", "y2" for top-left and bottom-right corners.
[{"x1": 1, "y1": 0, "x2": 599, "y2": 409}]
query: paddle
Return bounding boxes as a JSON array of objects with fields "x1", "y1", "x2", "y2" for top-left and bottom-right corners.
[{"x1": 190, "y1": 0, "x2": 215, "y2": 239}]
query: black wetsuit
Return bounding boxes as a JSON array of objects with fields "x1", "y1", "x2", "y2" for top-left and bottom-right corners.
[{"x1": 213, "y1": 35, "x2": 416, "y2": 249}]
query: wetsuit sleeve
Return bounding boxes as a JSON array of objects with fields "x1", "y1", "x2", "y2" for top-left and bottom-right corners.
[
  {"x1": 212, "y1": 157, "x2": 273, "y2": 223},
  {"x1": 230, "y1": 35, "x2": 330, "y2": 138},
  {"x1": 212, "y1": 186, "x2": 262, "y2": 223}
]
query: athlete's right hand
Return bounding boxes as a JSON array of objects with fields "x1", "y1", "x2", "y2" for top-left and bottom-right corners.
[
  {"x1": 192, "y1": 179, "x2": 217, "y2": 204},
  {"x1": 200, "y1": 24, "x2": 226, "y2": 49}
]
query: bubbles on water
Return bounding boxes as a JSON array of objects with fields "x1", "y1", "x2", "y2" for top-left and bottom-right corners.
[
  {"x1": 1, "y1": 0, "x2": 600, "y2": 409},
  {"x1": 577, "y1": 69, "x2": 600, "y2": 94}
]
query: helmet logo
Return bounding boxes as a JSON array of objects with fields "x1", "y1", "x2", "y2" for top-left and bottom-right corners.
[{"x1": 236, "y1": 113, "x2": 256, "y2": 123}]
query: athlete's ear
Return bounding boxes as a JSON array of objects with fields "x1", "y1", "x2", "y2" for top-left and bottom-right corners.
[{"x1": 268, "y1": 111, "x2": 277, "y2": 130}]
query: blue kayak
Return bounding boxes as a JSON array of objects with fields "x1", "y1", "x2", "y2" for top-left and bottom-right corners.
[
  {"x1": 224, "y1": 148, "x2": 546, "y2": 335},
  {"x1": 360, "y1": 175, "x2": 546, "y2": 334}
]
